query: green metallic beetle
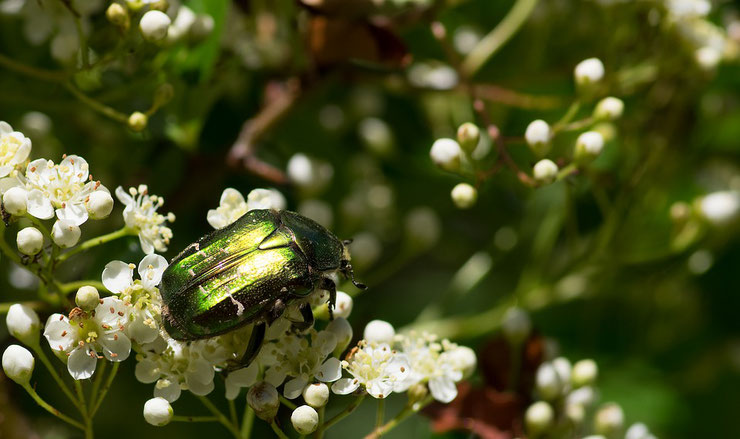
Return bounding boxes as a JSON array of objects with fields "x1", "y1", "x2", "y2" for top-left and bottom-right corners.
[{"x1": 160, "y1": 208, "x2": 365, "y2": 368}]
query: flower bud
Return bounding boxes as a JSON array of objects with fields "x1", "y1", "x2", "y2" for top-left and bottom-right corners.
[
  {"x1": 140, "y1": 10, "x2": 171, "y2": 42},
  {"x1": 87, "y1": 190, "x2": 114, "y2": 219},
  {"x1": 363, "y1": 320, "x2": 395, "y2": 344},
  {"x1": 533, "y1": 159, "x2": 558, "y2": 183},
  {"x1": 3, "y1": 187, "x2": 28, "y2": 215},
  {"x1": 574, "y1": 131, "x2": 604, "y2": 163},
  {"x1": 326, "y1": 317, "x2": 353, "y2": 354},
  {"x1": 76, "y1": 286, "x2": 100, "y2": 311},
  {"x1": 593, "y1": 97, "x2": 624, "y2": 120},
  {"x1": 248, "y1": 382, "x2": 280, "y2": 421},
  {"x1": 501, "y1": 307, "x2": 531, "y2": 345},
  {"x1": 551, "y1": 357, "x2": 571, "y2": 387},
  {"x1": 6, "y1": 304, "x2": 40, "y2": 346},
  {"x1": 448, "y1": 346, "x2": 477, "y2": 379},
  {"x1": 566, "y1": 385, "x2": 596, "y2": 407},
  {"x1": 332, "y1": 291, "x2": 353, "y2": 319},
  {"x1": 574, "y1": 58, "x2": 605, "y2": 87},
  {"x1": 2, "y1": 344, "x2": 34, "y2": 385},
  {"x1": 535, "y1": 362, "x2": 562, "y2": 400},
  {"x1": 698, "y1": 191, "x2": 740, "y2": 225},
  {"x1": 594, "y1": 402, "x2": 624, "y2": 435},
  {"x1": 525, "y1": 401, "x2": 554, "y2": 436},
  {"x1": 451, "y1": 183, "x2": 477, "y2": 209},
  {"x1": 128, "y1": 112, "x2": 148, "y2": 132},
  {"x1": 457, "y1": 122, "x2": 480, "y2": 154},
  {"x1": 430, "y1": 138, "x2": 462, "y2": 172},
  {"x1": 291, "y1": 405, "x2": 319, "y2": 435},
  {"x1": 17, "y1": 227, "x2": 43, "y2": 255},
  {"x1": 625, "y1": 423, "x2": 651, "y2": 439},
  {"x1": 565, "y1": 402, "x2": 585, "y2": 425},
  {"x1": 302, "y1": 383, "x2": 329, "y2": 408},
  {"x1": 51, "y1": 220, "x2": 81, "y2": 248},
  {"x1": 572, "y1": 359, "x2": 598, "y2": 387},
  {"x1": 143, "y1": 397, "x2": 173, "y2": 426},
  {"x1": 106, "y1": 3, "x2": 129, "y2": 28},
  {"x1": 525, "y1": 120, "x2": 551, "y2": 156}
]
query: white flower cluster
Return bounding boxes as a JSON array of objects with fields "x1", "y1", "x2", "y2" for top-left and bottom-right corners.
[
  {"x1": 206, "y1": 187, "x2": 286, "y2": 229},
  {"x1": 116, "y1": 185, "x2": 175, "y2": 254},
  {"x1": 333, "y1": 321, "x2": 476, "y2": 403},
  {"x1": 525, "y1": 356, "x2": 657, "y2": 439}
]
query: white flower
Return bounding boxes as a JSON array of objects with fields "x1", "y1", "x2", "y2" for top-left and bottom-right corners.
[
  {"x1": 525, "y1": 401, "x2": 554, "y2": 435},
  {"x1": 575, "y1": 131, "x2": 605, "y2": 161},
  {"x1": 287, "y1": 154, "x2": 334, "y2": 195},
  {"x1": 393, "y1": 333, "x2": 466, "y2": 403},
  {"x1": 302, "y1": 382, "x2": 330, "y2": 408},
  {"x1": 594, "y1": 97, "x2": 624, "y2": 120},
  {"x1": 430, "y1": 138, "x2": 462, "y2": 171},
  {"x1": 24, "y1": 155, "x2": 109, "y2": 226},
  {"x1": 525, "y1": 120, "x2": 551, "y2": 154},
  {"x1": 261, "y1": 330, "x2": 342, "y2": 399},
  {"x1": 326, "y1": 317, "x2": 353, "y2": 353},
  {"x1": 6, "y1": 303, "x2": 40, "y2": 345},
  {"x1": 363, "y1": 320, "x2": 395, "y2": 344},
  {"x1": 2, "y1": 186, "x2": 28, "y2": 215},
  {"x1": 140, "y1": 10, "x2": 171, "y2": 42},
  {"x1": 333, "y1": 291, "x2": 353, "y2": 319},
  {"x1": 594, "y1": 402, "x2": 624, "y2": 435},
  {"x1": 115, "y1": 185, "x2": 174, "y2": 254},
  {"x1": 572, "y1": 359, "x2": 598, "y2": 387},
  {"x1": 451, "y1": 183, "x2": 477, "y2": 209},
  {"x1": 167, "y1": 5, "x2": 196, "y2": 42},
  {"x1": 143, "y1": 397, "x2": 173, "y2": 426},
  {"x1": 0, "y1": 122, "x2": 31, "y2": 178},
  {"x1": 16, "y1": 227, "x2": 43, "y2": 255},
  {"x1": 43, "y1": 298, "x2": 131, "y2": 380},
  {"x1": 626, "y1": 422, "x2": 653, "y2": 439},
  {"x1": 332, "y1": 341, "x2": 410, "y2": 399},
  {"x1": 246, "y1": 188, "x2": 286, "y2": 211},
  {"x1": 2, "y1": 344, "x2": 35, "y2": 384},
  {"x1": 51, "y1": 219, "x2": 81, "y2": 248},
  {"x1": 247, "y1": 381, "x2": 280, "y2": 421},
  {"x1": 207, "y1": 188, "x2": 248, "y2": 229},
  {"x1": 224, "y1": 362, "x2": 259, "y2": 400},
  {"x1": 291, "y1": 405, "x2": 319, "y2": 435},
  {"x1": 533, "y1": 159, "x2": 559, "y2": 183},
  {"x1": 699, "y1": 191, "x2": 739, "y2": 225},
  {"x1": 102, "y1": 254, "x2": 168, "y2": 344},
  {"x1": 574, "y1": 58, "x2": 605, "y2": 86}
]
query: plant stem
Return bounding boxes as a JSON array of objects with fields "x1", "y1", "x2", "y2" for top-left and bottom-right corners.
[
  {"x1": 0, "y1": 301, "x2": 46, "y2": 314},
  {"x1": 270, "y1": 421, "x2": 291, "y2": 439},
  {"x1": 228, "y1": 399, "x2": 239, "y2": 426},
  {"x1": 172, "y1": 415, "x2": 221, "y2": 423},
  {"x1": 363, "y1": 397, "x2": 433, "y2": 439},
  {"x1": 321, "y1": 394, "x2": 366, "y2": 431},
  {"x1": 198, "y1": 396, "x2": 241, "y2": 438},
  {"x1": 279, "y1": 395, "x2": 298, "y2": 410},
  {"x1": 315, "y1": 406, "x2": 325, "y2": 439},
  {"x1": 57, "y1": 227, "x2": 132, "y2": 262},
  {"x1": 556, "y1": 163, "x2": 579, "y2": 181},
  {"x1": 375, "y1": 399, "x2": 385, "y2": 431},
  {"x1": 461, "y1": 0, "x2": 540, "y2": 77},
  {"x1": 90, "y1": 362, "x2": 119, "y2": 416},
  {"x1": 88, "y1": 358, "x2": 107, "y2": 411},
  {"x1": 63, "y1": 82, "x2": 130, "y2": 124},
  {"x1": 58, "y1": 280, "x2": 109, "y2": 294},
  {"x1": 240, "y1": 406, "x2": 255, "y2": 439},
  {"x1": 0, "y1": 53, "x2": 69, "y2": 82},
  {"x1": 32, "y1": 345, "x2": 82, "y2": 413},
  {"x1": 22, "y1": 383, "x2": 85, "y2": 430}
]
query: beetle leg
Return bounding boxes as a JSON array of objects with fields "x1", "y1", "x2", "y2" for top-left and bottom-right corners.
[
  {"x1": 233, "y1": 321, "x2": 266, "y2": 370},
  {"x1": 268, "y1": 299, "x2": 286, "y2": 324},
  {"x1": 289, "y1": 302, "x2": 315, "y2": 332},
  {"x1": 319, "y1": 277, "x2": 337, "y2": 320}
]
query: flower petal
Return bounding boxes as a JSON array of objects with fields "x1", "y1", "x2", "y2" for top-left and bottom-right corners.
[
  {"x1": 55, "y1": 203, "x2": 88, "y2": 226},
  {"x1": 316, "y1": 357, "x2": 342, "y2": 383},
  {"x1": 331, "y1": 378, "x2": 360, "y2": 395},
  {"x1": 283, "y1": 377, "x2": 307, "y2": 399},
  {"x1": 43, "y1": 314, "x2": 75, "y2": 352},
  {"x1": 102, "y1": 261, "x2": 134, "y2": 294},
  {"x1": 135, "y1": 359, "x2": 160, "y2": 384},
  {"x1": 115, "y1": 186, "x2": 134, "y2": 205},
  {"x1": 26, "y1": 189, "x2": 54, "y2": 219},
  {"x1": 68, "y1": 346, "x2": 97, "y2": 380},
  {"x1": 154, "y1": 379, "x2": 182, "y2": 402},
  {"x1": 428, "y1": 376, "x2": 458, "y2": 403},
  {"x1": 100, "y1": 332, "x2": 131, "y2": 362},
  {"x1": 206, "y1": 209, "x2": 227, "y2": 229},
  {"x1": 138, "y1": 254, "x2": 168, "y2": 289}
]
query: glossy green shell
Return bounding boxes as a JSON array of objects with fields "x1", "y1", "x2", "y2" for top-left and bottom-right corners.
[{"x1": 160, "y1": 209, "x2": 344, "y2": 340}]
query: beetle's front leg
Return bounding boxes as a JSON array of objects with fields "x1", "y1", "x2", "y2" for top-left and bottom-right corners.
[
  {"x1": 288, "y1": 302, "x2": 314, "y2": 332},
  {"x1": 319, "y1": 277, "x2": 337, "y2": 320},
  {"x1": 230, "y1": 321, "x2": 266, "y2": 371}
]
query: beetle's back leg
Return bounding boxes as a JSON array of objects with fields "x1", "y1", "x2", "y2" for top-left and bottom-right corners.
[
  {"x1": 232, "y1": 322, "x2": 266, "y2": 371},
  {"x1": 318, "y1": 277, "x2": 337, "y2": 320}
]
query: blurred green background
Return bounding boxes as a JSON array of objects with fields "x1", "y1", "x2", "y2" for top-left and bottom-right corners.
[{"x1": 1, "y1": 0, "x2": 740, "y2": 437}]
